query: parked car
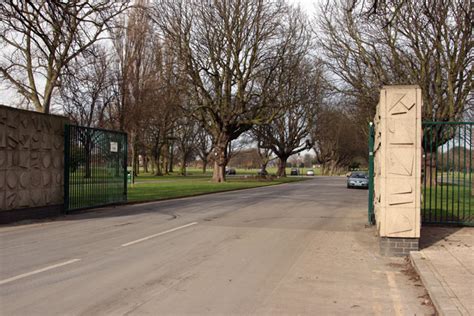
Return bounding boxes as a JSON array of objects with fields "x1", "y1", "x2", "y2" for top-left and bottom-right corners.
[
  {"x1": 347, "y1": 172, "x2": 369, "y2": 189},
  {"x1": 306, "y1": 169, "x2": 315, "y2": 176},
  {"x1": 290, "y1": 168, "x2": 299, "y2": 175},
  {"x1": 225, "y1": 167, "x2": 236, "y2": 175}
]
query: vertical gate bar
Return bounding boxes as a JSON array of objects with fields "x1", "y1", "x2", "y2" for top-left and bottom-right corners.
[
  {"x1": 63, "y1": 125, "x2": 70, "y2": 213},
  {"x1": 72, "y1": 126, "x2": 76, "y2": 210},
  {"x1": 429, "y1": 124, "x2": 434, "y2": 222},
  {"x1": 462, "y1": 124, "x2": 466, "y2": 222},
  {"x1": 73, "y1": 126, "x2": 76, "y2": 210},
  {"x1": 457, "y1": 124, "x2": 461, "y2": 222},
  {"x1": 469, "y1": 125, "x2": 472, "y2": 218},
  {"x1": 439, "y1": 126, "x2": 444, "y2": 223},
  {"x1": 95, "y1": 131, "x2": 97, "y2": 206},
  {"x1": 105, "y1": 132, "x2": 109, "y2": 205},
  {"x1": 123, "y1": 134, "x2": 127, "y2": 202},
  {"x1": 423, "y1": 126, "x2": 427, "y2": 221},
  {"x1": 81, "y1": 128, "x2": 84, "y2": 208},
  {"x1": 368, "y1": 122, "x2": 374, "y2": 225},
  {"x1": 72, "y1": 126, "x2": 75, "y2": 210},
  {"x1": 88, "y1": 130, "x2": 91, "y2": 208},
  {"x1": 77, "y1": 127, "x2": 80, "y2": 209},
  {"x1": 82, "y1": 130, "x2": 86, "y2": 209},
  {"x1": 445, "y1": 127, "x2": 450, "y2": 223},
  {"x1": 451, "y1": 125, "x2": 456, "y2": 223},
  {"x1": 100, "y1": 131, "x2": 103, "y2": 205},
  {"x1": 434, "y1": 125, "x2": 439, "y2": 223},
  {"x1": 92, "y1": 131, "x2": 95, "y2": 206}
]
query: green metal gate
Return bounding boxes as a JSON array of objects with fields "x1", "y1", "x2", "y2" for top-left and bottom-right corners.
[
  {"x1": 422, "y1": 122, "x2": 473, "y2": 226},
  {"x1": 64, "y1": 125, "x2": 128, "y2": 212}
]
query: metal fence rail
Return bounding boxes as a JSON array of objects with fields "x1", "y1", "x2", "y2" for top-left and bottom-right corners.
[
  {"x1": 64, "y1": 125, "x2": 128, "y2": 212},
  {"x1": 422, "y1": 122, "x2": 473, "y2": 226}
]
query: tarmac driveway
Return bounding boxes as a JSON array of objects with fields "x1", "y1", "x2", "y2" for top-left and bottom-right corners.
[{"x1": 0, "y1": 177, "x2": 434, "y2": 315}]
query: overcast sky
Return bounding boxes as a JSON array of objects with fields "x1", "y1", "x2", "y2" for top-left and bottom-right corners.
[{"x1": 291, "y1": 0, "x2": 318, "y2": 14}]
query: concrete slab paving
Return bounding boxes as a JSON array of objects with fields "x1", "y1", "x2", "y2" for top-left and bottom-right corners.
[{"x1": 410, "y1": 227, "x2": 473, "y2": 316}]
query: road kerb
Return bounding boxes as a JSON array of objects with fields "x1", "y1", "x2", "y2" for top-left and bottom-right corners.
[{"x1": 409, "y1": 251, "x2": 464, "y2": 316}]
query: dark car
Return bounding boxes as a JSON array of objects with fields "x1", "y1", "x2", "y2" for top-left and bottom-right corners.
[
  {"x1": 347, "y1": 172, "x2": 369, "y2": 189},
  {"x1": 225, "y1": 167, "x2": 236, "y2": 175},
  {"x1": 290, "y1": 168, "x2": 299, "y2": 175}
]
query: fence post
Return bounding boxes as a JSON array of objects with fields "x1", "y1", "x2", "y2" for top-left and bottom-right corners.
[{"x1": 63, "y1": 124, "x2": 70, "y2": 213}]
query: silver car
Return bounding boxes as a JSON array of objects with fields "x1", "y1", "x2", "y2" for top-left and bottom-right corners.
[{"x1": 347, "y1": 172, "x2": 369, "y2": 189}]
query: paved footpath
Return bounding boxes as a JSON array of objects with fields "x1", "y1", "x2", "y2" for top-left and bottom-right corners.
[
  {"x1": 411, "y1": 226, "x2": 473, "y2": 316},
  {"x1": 0, "y1": 177, "x2": 434, "y2": 315}
]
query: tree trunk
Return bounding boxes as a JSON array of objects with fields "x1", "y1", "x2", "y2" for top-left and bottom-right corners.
[
  {"x1": 155, "y1": 159, "x2": 162, "y2": 176},
  {"x1": 84, "y1": 148, "x2": 91, "y2": 179},
  {"x1": 130, "y1": 138, "x2": 136, "y2": 185},
  {"x1": 151, "y1": 155, "x2": 155, "y2": 174},
  {"x1": 212, "y1": 136, "x2": 229, "y2": 182},
  {"x1": 84, "y1": 136, "x2": 92, "y2": 178},
  {"x1": 134, "y1": 153, "x2": 139, "y2": 176},
  {"x1": 169, "y1": 142, "x2": 174, "y2": 173},
  {"x1": 277, "y1": 157, "x2": 288, "y2": 177},
  {"x1": 143, "y1": 154, "x2": 149, "y2": 173},
  {"x1": 162, "y1": 143, "x2": 169, "y2": 175},
  {"x1": 321, "y1": 163, "x2": 329, "y2": 176},
  {"x1": 180, "y1": 153, "x2": 186, "y2": 176},
  {"x1": 424, "y1": 152, "x2": 437, "y2": 187},
  {"x1": 328, "y1": 160, "x2": 337, "y2": 176},
  {"x1": 202, "y1": 160, "x2": 208, "y2": 174}
]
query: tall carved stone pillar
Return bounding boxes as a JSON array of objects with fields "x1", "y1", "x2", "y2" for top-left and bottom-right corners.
[{"x1": 373, "y1": 86, "x2": 422, "y2": 256}]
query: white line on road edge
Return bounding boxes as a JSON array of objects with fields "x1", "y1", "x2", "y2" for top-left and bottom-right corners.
[
  {"x1": 0, "y1": 259, "x2": 81, "y2": 286},
  {"x1": 121, "y1": 222, "x2": 198, "y2": 247}
]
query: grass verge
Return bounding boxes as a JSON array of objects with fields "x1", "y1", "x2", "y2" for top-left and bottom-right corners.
[{"x1": 127, "y1": 174, "x2": 306, "y2": 202}]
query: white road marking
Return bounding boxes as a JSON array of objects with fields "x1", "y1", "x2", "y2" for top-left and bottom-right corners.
[
  {"x1": 0, "y1": 259, "x2": 81, "y2": 286},
  {"x1": 121, "y1": 222, "x2": 198, "y2": 247}
]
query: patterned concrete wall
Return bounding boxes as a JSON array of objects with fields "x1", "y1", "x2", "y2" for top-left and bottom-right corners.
[
  {"x1": 373, "y1": 86, "x2": 422, "y2": 238},
  {"x1": 0, "y1": 105, "x2": 68, "y2": 211}
]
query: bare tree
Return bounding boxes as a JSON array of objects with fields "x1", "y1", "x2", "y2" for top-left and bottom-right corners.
[
  {"x1": 60, "y1": 45, "x2": 113, "y2": 127},
  {"x1": 311, "y1": 106, "x2": 366, "y2": 175},
  {"x1": 317, "y1": 0, "x2": 472, "y2": 183},
  {"x1": 0, "y1": 1, "x2": 130, "y2": 113},
  {"x1": 317, "y1": 0, "x2": 472, "y2": 127},
  {"x1": 256, "y1": 144, "x2": 275, "y2": 175},
  {"x1": 175, "y1": 113, "x2": 198, "y2": 176},
  {"x1": 154, "y1": 0, "x2": 302, "y2": 182},
  {"x1": 109, "y1": 3, "x2": 162, "y2": 180},
  {"x1": 195, "y1": 127, "x2": 213, "y2": 174},
  {"x1": 255, "y1": 54, "x2": 324, "y2": 177}
]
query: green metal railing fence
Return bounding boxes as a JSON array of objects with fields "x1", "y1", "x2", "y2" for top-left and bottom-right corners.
[
  {"x1": 422, "y1": 122, "x2": 473, "y2": 226},
  {"x1": 64, "y1": 125, "x2": 128, "y2": 212}
]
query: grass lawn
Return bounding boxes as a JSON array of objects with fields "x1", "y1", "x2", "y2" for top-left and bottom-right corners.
[
  {"x1": 132, "y1": 166, "x2": 322, "y2": 178},
  {"x1": 422, "y1": 183, "x2": 473, "y2": 224},
  {"x1": 127, "y1": 172, "x2": 306, "y2": 202}
]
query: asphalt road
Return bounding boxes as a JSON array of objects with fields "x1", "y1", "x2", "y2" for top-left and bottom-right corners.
[{"x1": 0, "y1": 177, "x2": 434, "y2": 315}]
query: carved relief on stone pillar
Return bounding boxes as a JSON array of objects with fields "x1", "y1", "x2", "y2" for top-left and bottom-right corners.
[{"x1": 374, "y1": 86, "x2": 422, "y2": 238}]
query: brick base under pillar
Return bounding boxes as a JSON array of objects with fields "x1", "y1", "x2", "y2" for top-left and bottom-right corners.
[{"x1": 380, "y1": 237, "x2": 419, "y2": 257}]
